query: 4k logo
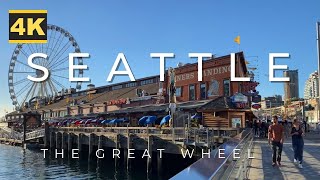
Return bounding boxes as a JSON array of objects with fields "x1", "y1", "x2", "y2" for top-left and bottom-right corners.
[{"x1": 9, "y1": 10, "x2": 47, "y2": 43}]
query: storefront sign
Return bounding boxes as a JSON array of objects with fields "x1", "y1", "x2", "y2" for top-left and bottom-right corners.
[
  {"x1": 235, "y1": 102, "x2": 246, "y2": 108},
  {"x1": 242, "y1": 91, "x2": 259, "y2": 97},
  {"x1": 106, "y1": 98, "x2": 127, "y2": 105},
  {"x1": 242, "y1": 81, "x2": 259, "y2": 92},
  {"x1": 231, "y1": 93, "x2": 248, "y2": 103},
  {"x1": 252, "y1": 103, "x2": 261, "y2": 109},
  {"x1": 252, "y1": 95, "x2": 261, "y2": 103},
  {"x1": 175, "y1": 65, "x2": 231, "y2": 82}
]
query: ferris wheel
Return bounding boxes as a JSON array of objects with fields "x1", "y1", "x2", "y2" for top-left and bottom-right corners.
[{"x1": 8, "y1": 24, "x2": 84, "y2": 110}]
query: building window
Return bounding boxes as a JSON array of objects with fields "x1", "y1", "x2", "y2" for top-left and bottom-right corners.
[
  {"x1": 141, "y1": 79, "x2": 154, "y2": 85},
  {"x1": 78, "y1": 107, "x2": 83, "y2": 114},
  {"x1": 223, "y1": 79, "x2": 230, "y2": 96},
  {"x1": 60, "y1": 111, "x2": 67, "y2": 117},
  {"x1": 112, "y1": 85, "x2": 123, "y2": 90},
  {"x1": 189, "y1": 84, "x2": 195, "y2": 101},
  {"x1": 125, "y1": 82, "x2": 137, "y2": 88},
  {"x1": 176, "y1": 87, "x2": 182, "y2": 97},
  {"x1": 200, "y1": 83, "x2": 206, "y2": 99}
]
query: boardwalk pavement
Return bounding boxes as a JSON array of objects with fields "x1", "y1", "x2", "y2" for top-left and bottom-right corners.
[{"x1": 247, "y1": 137, "x2": 320, "y2": 180}]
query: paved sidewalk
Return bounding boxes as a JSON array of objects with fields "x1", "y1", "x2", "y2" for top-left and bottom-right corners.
[
  {"x1": 304, "y1": 132, "x2": 320, "y2": 143},
  {"x1": 247, "y1": 138, "x2": 320, "y2": 180}
]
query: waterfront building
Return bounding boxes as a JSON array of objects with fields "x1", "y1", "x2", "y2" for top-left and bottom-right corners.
[
  {"x1": 283, "y1": 69, "x2": 299, "y2": 101},
  {"x1": 304, "y1": 71, "x2": 319, "y2": 99},
  {"x1": 6, "y1": 52, "x2": 255, "y2": 128},
  {"x1": 304, "y1": 98, "x2": 320, "y2": 123},
  {"x1": 169, "y1": 52, "x2": 255, "y2": 127},
  {"x1": 260, "y1": 95, "x2": 284, "y2": 109}
]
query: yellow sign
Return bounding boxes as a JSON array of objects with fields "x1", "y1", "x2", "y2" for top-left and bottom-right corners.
[{"x1": 9, "y1": 10, "x2": 47, "y2": 43}]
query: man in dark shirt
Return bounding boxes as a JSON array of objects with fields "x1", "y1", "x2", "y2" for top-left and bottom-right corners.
[{"x1": 268, "y1": 116, "x2": 284, "y2": 166}]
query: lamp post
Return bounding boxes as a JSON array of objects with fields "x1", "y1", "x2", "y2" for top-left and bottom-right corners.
[{"x1": 168, "y1": 68, "x2": 177, "y2": 142}]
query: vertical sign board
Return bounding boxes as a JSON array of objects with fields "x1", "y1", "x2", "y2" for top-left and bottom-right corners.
[{"x1": 9, "y1": 10, "x2": 47, "y2": 43}]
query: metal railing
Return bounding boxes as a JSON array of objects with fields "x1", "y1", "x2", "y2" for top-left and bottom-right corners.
[{"x1": 171, "y1": 128, "x2": 253, "y2": 180}]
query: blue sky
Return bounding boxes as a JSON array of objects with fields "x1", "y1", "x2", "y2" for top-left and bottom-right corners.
[{"x1": 0, "y1": 0, "x2": 320, "y2": 116}]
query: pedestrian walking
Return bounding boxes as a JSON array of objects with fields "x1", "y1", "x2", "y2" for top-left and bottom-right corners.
[
  {"x1": 257, "y1": 120, "x2": 262, "y2": 137},
  {"x1": 264, "y1": 121, "x2": 270, "y2": 138},
  {"x1": 268, "y1": 116, "x2": 285, "y2": 166},
  {"x1": 291, "y1": 119, "x2": 304, "y2": 169}
]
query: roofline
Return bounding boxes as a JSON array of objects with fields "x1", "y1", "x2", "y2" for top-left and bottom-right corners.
[
  {"x1": 77, "y1": 74, "x2": 161, "y2": 93},
  {"x1": 173, "y1": 51, "x2": 246, "y2": 71}
]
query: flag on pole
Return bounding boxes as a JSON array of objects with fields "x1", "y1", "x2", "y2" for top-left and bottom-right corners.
[{"x1": 234, "y1": 35, "x2": 240, "y2": 45}]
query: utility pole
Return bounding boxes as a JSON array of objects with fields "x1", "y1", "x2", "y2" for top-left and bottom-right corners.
[{"x1": 317, "y1": 22, "x2": 320, "y2": 122}]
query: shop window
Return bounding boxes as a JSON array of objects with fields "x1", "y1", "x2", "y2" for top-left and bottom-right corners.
[
  {"x1": 223, "y1": 79, "x2": 230, "y2": 96},
  {"x1": 200, "y1": 83, "x2": 206, "y2": 99},
  {"x1": 189, "y1": 84, "x2": 195, "y2": 101},
  {"x1": 78, "y1": 107, "x2": 83, "y2": 114},
  {"x1": 125, "y1": 82, "x2": 137, "y2": 88},
  {"x1": 141, "y1": 79, "x2": 154, "y2": 85},
  {"x1": 112, "y1": 85, "x2": 123, "y2": 90},
  {"x1": 61, "y1": 110, "x2": 67, "y2": 117},
  {"x1": 176, "y1": 87, "x2": 182, "y2": 97}
]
